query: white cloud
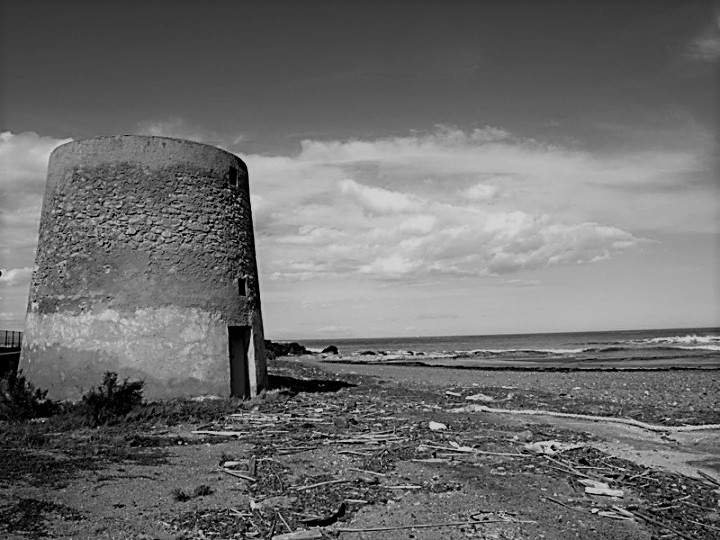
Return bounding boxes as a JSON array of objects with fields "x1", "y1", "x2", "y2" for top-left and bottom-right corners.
[
  {"x1": 398, "y1": 215, "x2": 437, "y2": 234},
  {"x1": 339, "y1": 178, "x2": 422, "y2": 214},
  {"x1": 0, "y1": 132, "x2": 70, "y2": 263},
  {"x1": 0, "y1": 123, "x2": 714, "y2": 329},
  {"x1": 463, "y1": 182, "x2": 499, "y2": 201},
  {"x1": 0, "y1": 131, "x2": 71, "y2": 190},
  {"x1": 251, "y1": 176, "x2": 644, "y2": 280},
  {"x1": 0, "y1": 267, "x2": 33, "y2": 286},
  {"x1": 359, "y1": 254, "x2": 419, "y2": 277},
  {"x1": 0, "y1": 132, "x2": 69, "y2": 328},
  {"x1": 244, "y1": 125, "x2": 714, "y2": 281}
]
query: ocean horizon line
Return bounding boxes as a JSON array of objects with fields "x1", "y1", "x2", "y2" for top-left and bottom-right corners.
[{"x1": 272, "y1": 325, "x2": 720, "y2": 344}]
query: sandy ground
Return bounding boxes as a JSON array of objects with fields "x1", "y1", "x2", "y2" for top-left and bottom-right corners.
[
  {"x1": 320, "y1": 359, "x2": 720, "y2": 424},
  {"x1": 2, "y1": 356, "x2": 719, "y2": 539},
  {"x1": 317, "y1": 358, "x2": 720, "y2": 475}
]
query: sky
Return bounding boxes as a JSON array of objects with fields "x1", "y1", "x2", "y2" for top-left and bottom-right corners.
[{"x1": 1, "y1": 0, "x2": 719, "y2": 339}]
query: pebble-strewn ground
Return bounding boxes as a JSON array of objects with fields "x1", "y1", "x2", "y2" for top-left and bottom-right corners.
[{"x1": 319, "y1": 360, "x2": 720, "y2": 425}]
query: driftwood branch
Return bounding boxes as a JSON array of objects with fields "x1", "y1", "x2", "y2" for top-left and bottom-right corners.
[
  {"x1": 292, "y1": 479, "x2": 351, "y2": 491},
  {"x1": 423, "y1": 443, "x2": 524, "y2": 457},
  {"x1": 221, "y1": 468, "x2": 257, "y2": 482},
  {"x1": 696, "y1": 469, "x2": 720, "y2": 487},
  {"x1": 335, "y1": 517, "x2": 536, "y2": 533},
  {"x1": 451, "y1": 404, "x2": 720, "y2": 433},
  {"x1": 631, "y1": 509, "x2": 696, "y2": 540}
]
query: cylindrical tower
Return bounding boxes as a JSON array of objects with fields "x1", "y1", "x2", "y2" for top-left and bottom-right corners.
[{"x1": 19, "y1": 135, "x2": 267, "y2": 400}]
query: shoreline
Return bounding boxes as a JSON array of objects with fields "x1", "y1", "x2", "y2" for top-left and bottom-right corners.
[
  {"x1": 321, "y1": 357, "x2": 720, "y2": 372},
  {"x1": 307, "y1": 356, "x2": 720, "y2": 427}
]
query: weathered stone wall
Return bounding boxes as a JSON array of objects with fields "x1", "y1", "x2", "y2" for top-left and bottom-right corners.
[{"x1": 19, "y1": 136, "x2": 267, "y2": 400}]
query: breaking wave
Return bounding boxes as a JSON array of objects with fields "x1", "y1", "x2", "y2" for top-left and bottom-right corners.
[
  {"x1": 462, "y1": 348, "x2": 586, "y2": 356},
  {"x1": 629, "y1": 334, "x2": 720, "y2": 348},
  {"x1": 347, "y1": 337, "x2": 720, "y2": 359},
  {"x1": 611, "y1": 335, "x2": 720, "y2": 352},
  {"x1": 459, "y1": 338, "x2": 720, "y2": 356}
]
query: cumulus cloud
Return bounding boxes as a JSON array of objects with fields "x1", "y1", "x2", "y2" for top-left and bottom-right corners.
[
  {"x1": 302, "y1": 195, "x2": 641, "y2": 279},
  {"x1": 0, "y1": 123, "x2": 715, "y2": 327},
  {"x1": 463, "y1": 182, "x2": 499, "y2": 201},
  {"x1": 0, "y1": 132, "x2": 70, "y2": 261},
  {"x1": 359, "y1": 254, "x2": 419, "y2": 277},
  {"x1": 0, "y1": 132, "x2": 69, "y2": 328},
  {"x1": 244, "y1": 125, "x2": 714, "y2": 282},
  {"x1": 339, "y1": 179, "x2": 423, "y2": 214},
  {"x1": 0, "y1": 131, "x2": 71, "y2": 191}
]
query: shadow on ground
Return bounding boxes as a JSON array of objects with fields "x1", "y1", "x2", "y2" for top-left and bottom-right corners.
[{"x1": 268, "y1": 374, "x2": 355, "y2": 394}]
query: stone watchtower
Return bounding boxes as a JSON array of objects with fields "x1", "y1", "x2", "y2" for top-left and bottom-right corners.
[{"x1": 19, "y1": 135, "x2": 267, "y2": 400}]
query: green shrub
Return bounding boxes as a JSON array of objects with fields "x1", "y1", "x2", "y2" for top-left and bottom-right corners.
[
  {"x1": 79, "y1": 372, "x2": 144, "y2": 426},
  {"x1": 0, "y1": 371, "x2": 58, "y2": 422}
]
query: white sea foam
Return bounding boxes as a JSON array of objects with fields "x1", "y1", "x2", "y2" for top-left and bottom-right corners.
[
  {"x1": 633, "y1": 334, "x2": 719, "y2": 344},
  {"x1": 626, "y1": 334, "x2": 720, "y2": 351},
  {"x1": 462, "y1": 348, "x2": 587, "y2": 355},
  {"x1": 343, "y1": 334, "x2": 720, "y2": 360}
]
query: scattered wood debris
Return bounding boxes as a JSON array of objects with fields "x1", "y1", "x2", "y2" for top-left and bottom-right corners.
[
  {"x1": 163, "y1": 362, "x2": 719, "y2": 539},
  {"x1": 450, "y1": 403, "x2": 720, "y2": 432}
]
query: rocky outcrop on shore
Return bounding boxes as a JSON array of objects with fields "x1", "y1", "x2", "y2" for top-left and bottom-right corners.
[
  {"x1": 264, "y1": 340, "x2": 340, "y2": 359},
  {"x1": 264, "y1": 341, "x2": 311, "y2": 359}
]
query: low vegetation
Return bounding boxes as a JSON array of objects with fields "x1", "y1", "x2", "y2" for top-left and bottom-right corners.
[
  {"x1": 0, "y1": 371, "x2": 58, "y2": 422},
  {"x1": 0, "y1": 370, "x2": 144, "y2": 426},
  {"x1": 78, "y1": 372, "x2": 144, "y2": 426}
]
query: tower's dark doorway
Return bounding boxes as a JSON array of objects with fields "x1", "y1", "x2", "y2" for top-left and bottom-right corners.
[{"x1": 228, "y1": 326, "x2": 251, "y2": 398}]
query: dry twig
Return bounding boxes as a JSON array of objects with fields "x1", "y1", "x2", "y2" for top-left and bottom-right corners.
[
  {"x1": 631, "y1": 509, "x2": 696, "y2": 540},
  {"x1": 221, "y1": 468, "x2": 257, "y2": 482},
  {"x1": 451, "y1": 404, "x2": 720, "y2": 433},
  {"x1": 423, "y1": 443, "x2": 524, "y2": 457},
  {"x1": 335, "y1": 517, "x2": 536, "y2": 533},
  {"x1": 696, "y1": 470, "x2": 720, "y2": 487},
  {"x1": 348, "y1": 467, "x2": 386, "y2": 477},
  {"x1": 292, "y1": 479, "x2": 351, "y2": 491}
]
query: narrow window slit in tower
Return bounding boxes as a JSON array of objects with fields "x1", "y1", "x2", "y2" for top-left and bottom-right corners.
[
  {"x1": 238, "y1": 277, "x2": 246, "y2": 296},
  {"x1": 228, "y1": 166, "x2": 238, "y2": 188}
]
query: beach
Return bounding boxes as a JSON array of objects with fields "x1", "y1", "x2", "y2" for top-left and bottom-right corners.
[
  {"x1": 3, "y1": 2, "x2": 717, "y2": 538},
  {"x1": 2, "y1": 354, "x2": 719, "y2": 539}
]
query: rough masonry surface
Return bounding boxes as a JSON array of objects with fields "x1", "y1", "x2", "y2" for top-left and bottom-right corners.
[{"x1": 19, "y1": 135, "x2": 267, "y2": 400}]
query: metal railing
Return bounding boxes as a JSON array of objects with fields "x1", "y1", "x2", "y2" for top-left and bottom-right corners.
[{"x1": 0, "y1": 330, "x2": 22, "y2": 349}]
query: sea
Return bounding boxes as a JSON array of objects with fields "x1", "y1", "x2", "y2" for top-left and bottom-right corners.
[{"x1": 302, "y1": 327, "x2": 720, "y2": 369}]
